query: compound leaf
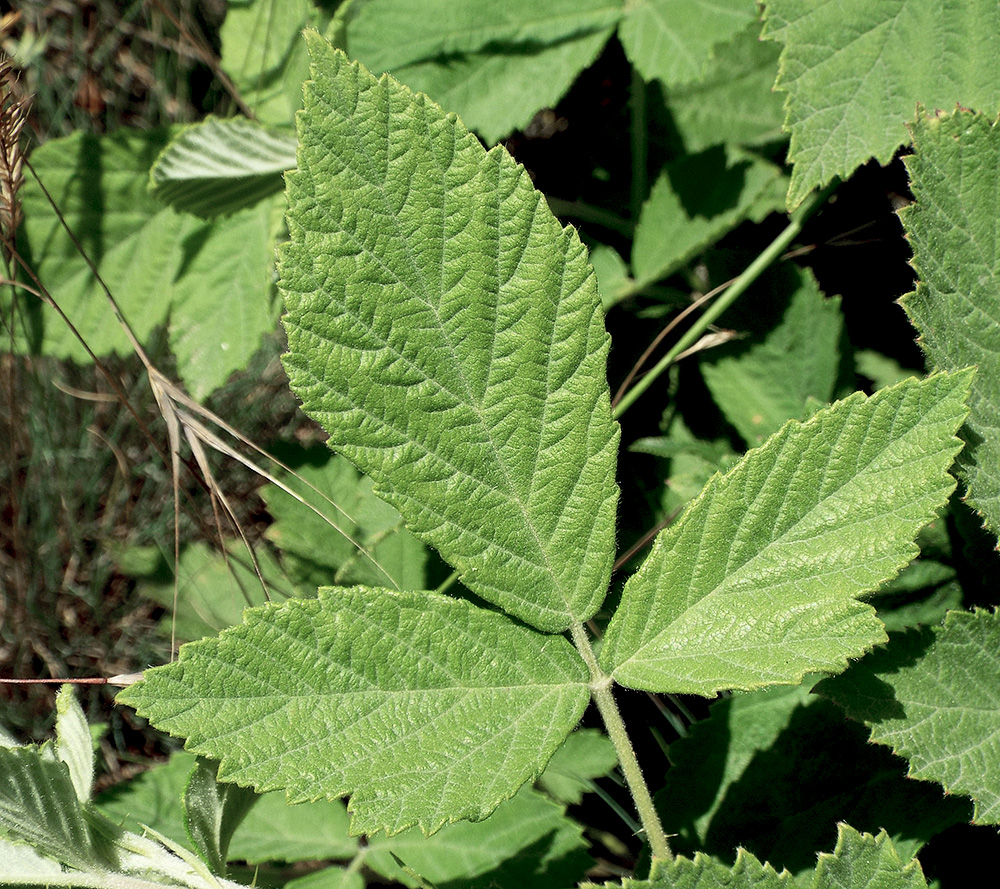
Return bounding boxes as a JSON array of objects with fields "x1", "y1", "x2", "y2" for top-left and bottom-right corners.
[
  {"x1": 279, "y1": 36, "x2": 619, "y2": 632},
  {"x1": 762, "y1": 0, "x2": 1000, "y2": 208},
  {"x1": 600, "y1": 371, "x2": 972, "y2": 695},
  {"x1": 817, "y1": 608, "x2": 1000, "y2": 825},
  {"x1": 118, "y1": 587, "x2": 590, "y2": 837},
  {"x1": 899, "y1": 109, "x2": 1000, "y2": 538}
]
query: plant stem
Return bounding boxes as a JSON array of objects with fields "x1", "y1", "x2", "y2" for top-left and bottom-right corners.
[
  {"x1": 570, "y1": 623, "x2": 671, "y2": 861},
  {"x1": 611, "y1": 182, "x2": 839, "y2": 420}
]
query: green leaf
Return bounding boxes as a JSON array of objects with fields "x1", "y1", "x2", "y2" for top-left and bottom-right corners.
[
  {"x1": 619, "y1": 0, "x2": 760, "y2": 88},
  {"x1": 365, "y1": 786, "x2": 590, "y2": 888},
  {"x1": 97, "y1": 752, "x2": 358, "y2": 865},
  {"x1": 150, "y1": 117, "x2": 297, "y2": 218},
  {"x1": 261, "y1": 449, "x2": 431, "y2": 592},
  {"x1": 0, "y1": 744, "x2": 115, "y2": 872},
  {"x1": 762, "y1": 0, "x2": 1000, "y2": 208},
  {"x1": 378, "y1": 29, "x2": 615, "y2": 145},
  {"x1": 588, "y1": 825, "x2": 927, "y2": 889},
  {"x1": 812, "y1": 825, "x2": 927, "y2": 889},
  {"x1": 0, "y1": 837, "x2": 63, "y2": 879},
  {"x1": 817, "y1": 609, "x2": 1000, "y2": 825},
  {"x1": 589, "y1": 244, "x2": 631, "y2": 310},
  {"x1": 166, "y1": 197, "x2": 283, "y2": 400},
  {"x1": 118, "y1": 587, "x2": 590, "y2": 836},
  {"x1": 279, "y1": 37, "x2": 620, "y2": 632},
  {"x1": 96, "y1": 753, "x2": 194, "y2": 849},
  {"x1": 899, "y1": 109, "x2": 1000, "y2": 539},
  {"x1": 182, "y1": 758, "x2": 259, "y2": 876},
  {"x1": 220, "y1": 0, "x2": 318, "y2": 127},
  {"x1": 700, "y1": 267, "x2": 846, "y2": 446},
  {"x1": 347, "y1": 0, "x2": 621, "y2": 72},
  {"x1": 631, "y1": 146, "x2": 787, "y2": 290},
  {"x1": 345, "y1": 0, "x2": 619, "y2": 143},
  {"x1": 229, "y1": 794, "x2": 356, "y2": 864},
  {"x1": 286, "y1": 867, "x2": 364, "y2": 889},
  {"x1": 55, "y1": 685, "x2": 94, "y2": 804},
  {"x1": 132, "y1": 542, "x2": 297, "y2": 643},
  {"x1": 600, "y1": 371, "x2": 972, "y2": 695},
  {"x1": 536, "y1": 728, "x2": 617, "y2": 806},
  {"x1": 13, "y1": 130, "x2": 279, "y2": 399},
  {"x1": 663, "y1": 22, "x2": 785, "y2": 153},
  {"x1": 657, "y1": 685, "x2": 968, "y2": 877},
  {"x1": 590, "y1": 847, "x2": 792, "y2": 889}
]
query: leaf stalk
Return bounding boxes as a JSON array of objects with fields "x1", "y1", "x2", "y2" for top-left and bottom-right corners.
[{"x1": 570, "y1": 623, "x2": 671, "y2": 861}]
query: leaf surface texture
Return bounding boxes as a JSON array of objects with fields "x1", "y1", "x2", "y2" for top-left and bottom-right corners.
[
  {"x1": 763, "y1": 0, "x2": 1000, "y2": 207},
  {"x1": 899, "y1": 110, "x2": 1000, "y2": 537},
  {"x1": 279, "y1": 37, "x2": 619, "y2": 632},
  {"x1": 601, "y1": 372, "x2": 971, "y2": 694},
  {"x1": 118, "y1": 587, "x2": 590, "y2": 836},
  {"x1": 818, "y1": 608, "x2": 1000, "y2": 825}
]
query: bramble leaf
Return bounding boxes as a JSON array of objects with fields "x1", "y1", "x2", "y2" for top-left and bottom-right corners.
[
  {"x1": 368, "y1": 31, "x2": 615, "y2": 145},
  {"x1": 899, "y1": 109, "x2": 1000, "y2": 538},
  {"x1": 150, "y1": 117, "x2": 296, "y2": 218},
  {"x1": 96, "y1": 752, "x2": 358, "y2": 864},
  {"x1": 601, "y1": 371, "x2": 972, "y2": 695},
  {"x1": 631, "y1": 146, "x2": 786, "y2": 291},
  {"x1": 619, "y1": 0, "x2": 759, "y2": 88},
  {"x1": 818, "y1": 608, "x2": 1000, "y2": 825},
  {"x1": 54, "y1": 685, "x2": 94, "y2": 804},
  {"x1": 588, "y1": 825, "x2": 926, "y2": 889},
  {"x1": 14, "y1": 130, "x2": 279, "y2": 399},
  {"x1": 657, "y1": 685, "x2": 967, "y2": 876},
  {"x1": 762, "y1": 0, "x2": 1000, "y2": 208},
  {"x1": 0, "y1": 744, "x2": 113, "y2": 872},
  {"x1": 279, "y1": 36, "x2": 619, "y2": 632},
  {"x1": 346, "y1": 0, "x2": 618, "y2": 142},
  {"x1": 261, "y1": 450, "x2": 432, "y2": 592},
  {"x1": 663, "y1": 22, "x2": 785, "y2": 153},
  {"x1": 219, "y1": 0, "x2": 317, "y2": 127},
  {"x1": 118, "y1": 587, "x2": 590, "y2": 836},
  {"x1": 347, "y1": 0, "x2": 620, "y2": 73},
  {"x1": 700, "y1": 267, "x2": 846, "y2": 446},
  {"x1": 365, "y1": 786, "x2": 590, "y2": 888}
]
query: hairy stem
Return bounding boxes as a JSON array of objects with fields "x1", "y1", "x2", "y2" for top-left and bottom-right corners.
[
  {"x1": 612, "y1": 181, "x2": 839, "y2": 419},
  {"x1": 571, "y1": 623, "x2": 671, "y2": 861}
]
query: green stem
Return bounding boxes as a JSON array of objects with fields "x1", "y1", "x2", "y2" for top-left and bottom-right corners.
[
  {"x1": 571, "y1": 623, "x2": 671, "y2": 861},
  {"x1": 612, "y1": 182, "x2": 839, "y2": 420}
]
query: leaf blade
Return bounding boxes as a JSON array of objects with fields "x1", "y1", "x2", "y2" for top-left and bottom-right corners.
[
  {"x1": 899, "y1": 109, "x2": 1000, "y2": 538},
  {"x1": 762, "y1": 0, "x2": 1000, "y2": 208},
  {"x1": 118, "y1": 587, "x2": 590, "y2": 836},
  {"x1": 279, "y1": 36, "x2": 620, "y2": 632},
  {"x1": 817, "y1": 609, "x2": 1000, "y2": 825},
  {"x1": 601, "y1": 371, "x2": 972, "y2": 695}
]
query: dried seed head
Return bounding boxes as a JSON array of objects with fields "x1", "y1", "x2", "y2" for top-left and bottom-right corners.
[{"x1": 0, "y1": 56, "x2": 29, "y2": 260}]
